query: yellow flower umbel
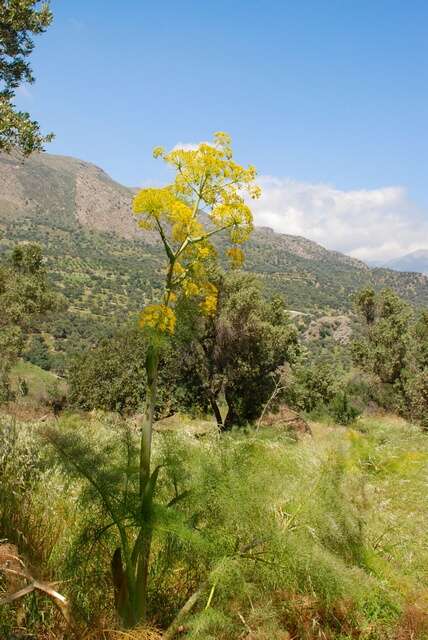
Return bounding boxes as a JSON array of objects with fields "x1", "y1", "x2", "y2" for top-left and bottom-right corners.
[
  {"x1": 227, "y1": 246, "x2": 245, "y2": 268},
  {"x1": 139, "y1": 304, "x2": 176, "y2": 335},
  {"x1": 199, "y1": 282, "x2": 218, "y2": 316},
  {"x1": 133, "y1": 132, "x2": 261, "y2": 332}
]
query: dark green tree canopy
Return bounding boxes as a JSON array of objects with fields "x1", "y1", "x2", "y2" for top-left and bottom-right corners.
[
  {"x1": 352, "y1": 288, "x2": 412, "y2": 385},
  {"x1": 174, "y1": 272, "x2": 300, "y2": 428},
  {"x1": 0, "y1": 0, "x2": 53, "y2": 154},
  {"x1": 352, "y1": 287, "x2": 428, "y2": 428},
  {"x1": 0, "y1": 242, "x2": 61, "y2": 328},
  {"x1": 68, "y1": 326, "x2": 189, "y2": 416},
  {"x1": 0, "y1": 242, "x2": 62, "y2": 399},
  {"x1": 68, "y1": 327, "x2": 148, "y2": 415}
]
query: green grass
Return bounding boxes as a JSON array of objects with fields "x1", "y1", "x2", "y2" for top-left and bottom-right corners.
[
  {"x1": 1, "y1": 412, "x2": 427, "y2": 639},
  {"x1": 9, "y1": 360, "x2": 66, "y2": 402}
]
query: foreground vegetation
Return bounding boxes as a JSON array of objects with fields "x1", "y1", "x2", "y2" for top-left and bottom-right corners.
[{"x1": 1, "y1": 410, "x2": 427, "y2": 639}]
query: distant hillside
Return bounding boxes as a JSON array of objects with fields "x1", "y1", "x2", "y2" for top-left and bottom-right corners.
[
  {"x1": 1, "y1": 151, "x2": 428, "y2": 359},
  {"x1": 384, "y1": 250, "x2": 428, "y2": 275}
]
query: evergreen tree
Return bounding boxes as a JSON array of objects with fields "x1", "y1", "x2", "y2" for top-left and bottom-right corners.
[
  {"x1": 174, "y1": 272, "x2": 299, "y2": 428},
  {"x1": 0, "y1": 0, "x2": 54, "y2": 154}
]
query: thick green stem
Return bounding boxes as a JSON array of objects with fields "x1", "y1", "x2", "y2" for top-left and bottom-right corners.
[
  {"x1": 140, "y1": 344, "x2": 159, "y2": 497},
  {"x1": 134, "y1": 526, "x2": 153, "y2": 621},
  {"x1": 121, "y1": 341, "x2": 160, "y2": 625}
]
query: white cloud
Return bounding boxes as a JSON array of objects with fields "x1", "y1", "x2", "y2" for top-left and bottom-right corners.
[
  {"x1": 172, "y1": 142, "x2": 199, "y2": 151},
  {"x1": 172, "y1": 141, "x2": 212, "y2": 151},
  {"x1": 251, "y1": 177, "x2": 428, "y2": 262}
]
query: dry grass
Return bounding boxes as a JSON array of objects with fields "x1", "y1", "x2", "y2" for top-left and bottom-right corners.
[
  {"x1": 394, "y1": 602, "x2": 428, "y2": 640},
  {"x1": 81, "y1": 627, "x2": 164, "y2": 640}
]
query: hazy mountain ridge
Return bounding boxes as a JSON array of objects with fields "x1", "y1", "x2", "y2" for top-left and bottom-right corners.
[
  {"x1": 1, "y1": 151, "x2": 428, "y2": 324},
  {"x1": 384, "y1": 250, "x2": 428, "y2": 275}
]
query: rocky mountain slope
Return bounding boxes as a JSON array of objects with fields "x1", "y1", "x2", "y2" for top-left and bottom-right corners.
[{"x1": 1, "y1": 151, "x2": 427, "y2": 358}]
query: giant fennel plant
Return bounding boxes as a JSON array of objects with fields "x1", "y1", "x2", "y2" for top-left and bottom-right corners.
[{"x1": 45, "y1": 133, "x2": 260, "y2": 628}]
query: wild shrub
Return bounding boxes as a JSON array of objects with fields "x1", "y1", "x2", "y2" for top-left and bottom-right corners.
[
  {"x1": 24, "y1": 334, "x2": 52, "y2": 370},
  {"x1": 329, "y1": 391, "x2": 360, "y2": 425},
  {"x1": 353, "y1": 288, "x2": 428, "y2": 427},
  {"x1": 282, "y1": 358, "x2": 337, "y2": 413}
]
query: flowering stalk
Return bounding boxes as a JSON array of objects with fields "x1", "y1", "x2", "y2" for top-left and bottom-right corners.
[{"x1": 127, "y1": 132, "x2": 260, "y2": 624}]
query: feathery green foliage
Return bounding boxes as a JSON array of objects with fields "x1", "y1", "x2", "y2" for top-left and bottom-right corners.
[{"x1": 2, "y1": 413, "x2": 428, "y2": 638}]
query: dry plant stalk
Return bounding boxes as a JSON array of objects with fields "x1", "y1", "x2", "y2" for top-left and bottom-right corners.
[{"x1": 0, "y1": 542, "x2": 71, "y2": 625}]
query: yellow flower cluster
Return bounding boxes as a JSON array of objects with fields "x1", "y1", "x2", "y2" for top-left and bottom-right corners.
[
  {"x1": 139, "y1": 304, "x2": 176, "y2": 335},
  {"x1": 132, "y1": 132, "x2": 260, "y2": 334},
  {"x1": 227, "y1": 246, "x2": 245, "y2": 267},
  {"x1": 182, "y1": 280, "x2": 200, "y2": 297},
  {"x1": 199, "y1": 282, "x2": 218, "y2": 316},
  {"x1": 210, "y1": 197, "x2": 253, "y2": 244}
]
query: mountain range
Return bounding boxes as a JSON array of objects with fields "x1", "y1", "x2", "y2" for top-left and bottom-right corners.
[
  {"x1": 1, "y1": 151, "x2": 427, "y2": 357},
  {"x1": 382, "y1": 250, "x2": 428, "y2": 275}
]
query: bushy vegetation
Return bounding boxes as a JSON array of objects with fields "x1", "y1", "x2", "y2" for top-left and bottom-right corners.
[
  {"x1": 352, "y1": 288, "x2": 428, "y2": 427},
  {"x1": 0, "y1": 242, "x2": 63, "y2": 401},
  {"x1": 1, "y1": 413, "x2": 428, "y2": 639}
]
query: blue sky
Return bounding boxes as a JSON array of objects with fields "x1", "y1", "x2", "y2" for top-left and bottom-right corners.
[{"x1": 15, "y1": 1, "x2": 428, "y2": 261}]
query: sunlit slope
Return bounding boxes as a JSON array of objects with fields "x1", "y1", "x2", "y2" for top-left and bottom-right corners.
[{"x1": 1, "y1": 151, "x2": 428, "y2": 321}]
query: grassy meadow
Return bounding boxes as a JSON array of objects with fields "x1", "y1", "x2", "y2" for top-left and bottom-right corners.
[{"x1": 1, "y1": 384, "x2": 427, "y2": 639}]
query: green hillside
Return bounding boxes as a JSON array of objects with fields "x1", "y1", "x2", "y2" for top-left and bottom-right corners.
[{"x1": 1, "y1": 151, "x2": 428, "y2": 361}]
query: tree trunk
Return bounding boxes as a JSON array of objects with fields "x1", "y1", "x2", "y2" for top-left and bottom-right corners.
[
  {"x1": 222, "y1": 409, "x2": 236, "y2": 431},
  {"x1": 222, "y1": 388, "x2": 239, "y2": 431},
  {"x1": 209, "y1": 396, "x2": 223, "y2": 428}
]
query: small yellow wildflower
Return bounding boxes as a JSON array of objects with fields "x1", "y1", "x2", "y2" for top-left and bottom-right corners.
[
  {"x1": 227, "y1": 246, "x2": 245, "y2": 267},
  {"x1": 133, "y1": 187, "x2": 173, "y2": 219},
  {"x1": 139, "y1": 304, "x2": 176, "y2": 335},
  {"x1": 182, "y1": 280, "x2": 200, "y2": 297},
  {"x1": 199, "y1": 282, "x2": 218, "y2": 316},
  {"x1": 249, "y1": 184, "x2": 262, "y2": 200},
  {"x1": 200, "y1": 293, "x2": 218, "y2": 316},
  {"x1": 194, "y1": 242, "x2": 216, "y2": 260},
  {"x1": 153, "y1": 146, "x2": 164, "y2": 158}
]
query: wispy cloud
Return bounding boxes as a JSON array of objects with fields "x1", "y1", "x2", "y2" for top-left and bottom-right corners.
[
  {"x1": 251, "y1": 177, "x2": 428, "y2": 262},
  {"x1": 172, "y1": 141, "x2": 212, "y2": 151}
]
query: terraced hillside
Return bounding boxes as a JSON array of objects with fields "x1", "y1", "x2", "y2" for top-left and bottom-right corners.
[{"x1": 1, "y1": 151, "x2": 427, "y2": 359}]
